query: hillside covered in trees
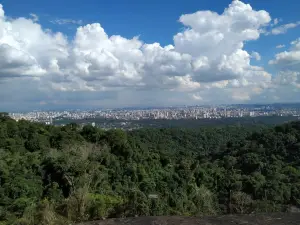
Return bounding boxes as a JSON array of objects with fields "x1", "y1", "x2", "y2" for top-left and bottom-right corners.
[{"x1": 1, "y1": 113, "x2": 300, "y2": 224}]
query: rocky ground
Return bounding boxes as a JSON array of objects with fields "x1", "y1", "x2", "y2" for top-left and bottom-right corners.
[{"x1": 76, "y1": 213, "x2": 300, "y2": 225}]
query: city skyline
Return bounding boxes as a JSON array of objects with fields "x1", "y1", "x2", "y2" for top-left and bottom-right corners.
[
  {"x1": 9, "y1": 102, "x2": 300, "y2": 122},
  {"x1": 5, "y1": 101, "x2": 300, "y2": 114}
]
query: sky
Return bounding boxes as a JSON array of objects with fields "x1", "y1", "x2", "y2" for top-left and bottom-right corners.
[{"x1": 0, "y1": 0, "x2": 300, "y2": 111}]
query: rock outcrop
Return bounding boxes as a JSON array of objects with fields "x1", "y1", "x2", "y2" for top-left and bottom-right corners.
[{"x1": 76, "y1": 213, "x2": 300, "y2": 225}]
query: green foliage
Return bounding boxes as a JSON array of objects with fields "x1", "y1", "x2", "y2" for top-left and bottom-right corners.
[
  {"x1": 87, "y1": 194, "x2": 124, "y2": 219},
  {"x1": 1, "y1": 118, "x2": 300, "y2": 224}
]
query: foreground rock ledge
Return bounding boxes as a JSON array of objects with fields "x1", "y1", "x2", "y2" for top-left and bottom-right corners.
[{"x1": 76, "y1": 213, "x2": 300, "y2": 225}]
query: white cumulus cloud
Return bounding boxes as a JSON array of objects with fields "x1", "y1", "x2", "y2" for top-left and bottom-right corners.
[
  {"x1": 51, "y1": 18, "x2": 83, "y2": 25},
  {"x1": 1, "y1": 1, "x2": 295, "y2": 109},
  {"x1": 273, "y1": 71, "x2": 300, "y2": 87},
  {"x1": 270, "y1": 21, "x2": 300, "y2": 35},
  {"x1": 269, "y1": 38, "x2": 300, "y2": 71},
  {"x1": 251, "y1": 51, "x2": 261, "y2": 61},
  {"x1": 276, "y1": 44, "x2": 285, "y2": 49},
  {"x1": 29, "y1": 13, "x2": 39, "y2": 22}
]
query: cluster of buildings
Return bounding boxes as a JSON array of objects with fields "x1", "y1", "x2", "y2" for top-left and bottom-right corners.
[{"x1": 9, "y1": 104, "x2": 300, "y2": 124}]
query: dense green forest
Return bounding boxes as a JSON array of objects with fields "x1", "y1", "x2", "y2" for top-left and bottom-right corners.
[
  {"x1": 54, "y1": 115, "x2": 300, "y2": 129},
  {"x1": 1, "y1": 112, "x2": 300, "y2": 224}
]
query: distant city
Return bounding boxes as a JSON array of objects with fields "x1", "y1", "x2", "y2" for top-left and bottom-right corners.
[{"x1": 9, "y1": 103, "x2": 300, "y2": 127}]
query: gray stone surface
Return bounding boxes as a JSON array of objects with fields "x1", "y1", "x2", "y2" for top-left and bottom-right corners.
[{"x1": 76, "y1": 213, "x2": 300, "y2": 225}]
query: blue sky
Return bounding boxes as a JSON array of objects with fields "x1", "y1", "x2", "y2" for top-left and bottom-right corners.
[
  {"x1": 3, "y1": 0, "x2": 300, "y2": 43},
  {"x1": 0, "y1": 0, "x2": 300, "y2": 111}
]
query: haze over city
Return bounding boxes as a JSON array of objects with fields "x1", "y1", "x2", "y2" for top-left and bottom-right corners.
[{"x1": 0, "y1": 0, "x2": 299, "y2": 111}]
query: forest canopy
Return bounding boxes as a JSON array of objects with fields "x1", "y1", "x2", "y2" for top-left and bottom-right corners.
[{"x1": 1, "y1": 114, "x2": 300, "y2": 224}]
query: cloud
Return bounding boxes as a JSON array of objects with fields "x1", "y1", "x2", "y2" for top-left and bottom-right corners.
[
  {"x1": 273, "y1": 71, "x2": 300, "y2": 87},
  {"x1": 276, "y1": 44, "x2": 285, "y2": 49},
  {"x1": 258, "y1": 70, "x2": 300, "y2": 103},
  {"x1": 0, "y1": 12, "x2": 68, "y2": 78},
  {"x1": 270, "y1": 21, "x2": 300, "y2": 35},
  {"x1": 1, "y1": 1, "x2": 293, "y2": 110},
  {"x1": 251, "y1": 51, "x2": 261, "y2": 61},
  {"x1": 190, "y1": 93, "x2": 203, "y2": 101},
  {"x1": 269, "y1": 38, "x2": 300, "y2": 70},
  {"x1": 29, "y1": 13, "x2": 39, "y2": 22},
  {"x1": 266, "y1": 40, "x2": 300, "y2": 103},
  {"x1": 51, "y1": 18, "x2": 83, "y2": 25},
  {"x1": 271, "y1": 18, "x2": 280, "y2": 27}
]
